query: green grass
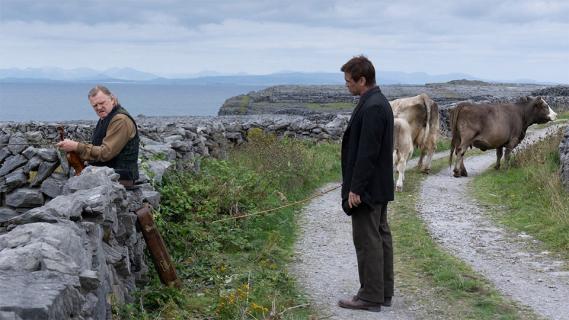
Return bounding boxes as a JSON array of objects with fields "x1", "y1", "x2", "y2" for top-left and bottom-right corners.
[
  {"x1": 390, "y1": 158, "x2": 537, "y2": 319},
  {"x1": 471, "y1": 129, "x2": 569, "y2": 259},
  {"x1": 411, "y1": 136, "x2": 452, "y2": 158},
  {"x1": 117, "y1": 129, "x2": 341, "y2": 319},
  {"x1": 557, "y1": 111, "x2": 569, "y2": 120},
  {"x1": 306, "y1": 102, "x2": 354, "y2": 111},
  {"x1": 239, "y1": 96, "x2": 251, "y2": 114}
]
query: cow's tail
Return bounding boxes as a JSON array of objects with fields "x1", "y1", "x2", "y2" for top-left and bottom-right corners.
[
  {"x1": 421, "y1": 93, "x2": 434, "y2": 149},
  {"x1": 393, "y1": 119, "x2": 401, "y2": 150},
  {"x1": 449, "y1": 104, "x2": 463, "y2": 167},
  {"x1": 426, "y1": 95, "x2": 439, "y2": 145}
]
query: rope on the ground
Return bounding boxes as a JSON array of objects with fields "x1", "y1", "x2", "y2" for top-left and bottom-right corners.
[{"x1": 211, "y1": 184, "x2": 341, "y2": 223}]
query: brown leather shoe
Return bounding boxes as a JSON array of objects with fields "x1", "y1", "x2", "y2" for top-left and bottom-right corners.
[
  {"x1": 338, "y1": 296, "x2": 381, "y2": 312},
  {"x1": 350, "y1": 295, "x2": 392, "y2": 307}
]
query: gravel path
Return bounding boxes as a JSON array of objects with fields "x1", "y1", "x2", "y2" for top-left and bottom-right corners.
[
  {"x1": 290, "y1": 155, "x2": 448, "y2": 320},
  {"x1": 291, "y1": 124, "x2": 568, "y2": 319},
  {"x1": 418, "y1": 125, "x2": 569, "y2": 320}
]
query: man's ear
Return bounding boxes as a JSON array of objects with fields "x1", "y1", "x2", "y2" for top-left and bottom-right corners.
[{"x1": 358, "y1": 77, "x2": 367, "y2": 86}]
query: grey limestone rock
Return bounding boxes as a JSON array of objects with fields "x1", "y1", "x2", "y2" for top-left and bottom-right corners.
[
  {"x1": 0, "y1": 148, "x2": 10, "y2": 163},
  {"x1": 63, "y1": 166, "x2": 119, "y2": 194},
  {"x1": 37, "y1": 148, "x2": 59, "y2": 162},
  {"x1": 3, "y1": 170, "x2": 27, "y2": 193},
  {"x1": 23, "y1": 156, "x2": 42, "y2": 173},
  {"x1": 24, "y1": 131, "x2": 43, "y2": 144},
  {"x1": 30, "y1": 161, "x2": 59, "y2": 187},
  {"x1": 0, "y1": 155, "x2": 27, "y2": 177},
  {"x1": 145, "y1": 160, "x2": 172, "y2": 184},
  {"x1": 1, "y1": 207, "x2": 60, "y2": 226},
  {"x1": 163, "y1": 134, "x2": 183, "y2": 143},
  {"x1": 0, "y1": 134, "x2": 9, "y2": 146},
  {"x1": 0, "y1": 270, "x2": 83, "y2": 320},
  {"x1": 141, "y1": 144, "x2": 176, "y2": 161},
  {"x1": 5, "y1": 188, "x2": 44, "y2": 208},
  {"x1": 40, "y1": 177, "x2": 65, "y2": 199},
  {"x1": 142, "y1": 189, "x2": 161, "y2": 208},
  {"x1": 22, "y1": 146, "x2": 37, "y2": 159},
  {"x1": 0, "y1": 207, "x2": 19, "y2": 222},
  {"x1": 7, "y1": 135, "x2": 27, "y2": 155},
  {"x1": 0, "y1": 222, "x2": 88, "y2": 271}
]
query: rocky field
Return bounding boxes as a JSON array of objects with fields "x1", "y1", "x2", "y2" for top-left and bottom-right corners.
[{"x1": 218, "y1": 81, "x2": 569, "y2": 121}]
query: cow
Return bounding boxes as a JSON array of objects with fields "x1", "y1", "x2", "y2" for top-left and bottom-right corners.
[
  {"x1": 393, "y1": 118, "x2": 414, "y2": 191},
  {"x1": 449, "y1": 96, "x2": 557, "y2": 177},
  {"x1": 390, "y1": 93, "x2": 440, "y2": 175}
]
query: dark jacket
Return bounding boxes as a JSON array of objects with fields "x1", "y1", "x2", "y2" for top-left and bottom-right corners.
[
  {"x1": 341, "y1": 86, "x2": 394, "y2": 211},
  {"x1": 91, "y1": 105, "x2": 140, "y2": 181}
]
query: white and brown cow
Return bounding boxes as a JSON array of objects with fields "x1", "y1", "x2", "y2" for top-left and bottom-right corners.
[
  {"x1": 449, "y1": 96, "x2": 557, "y2": 177},
  {"x1": 393, "y1": 118, "x2": 414, "y2": 191},
  {"x1": 390, "y1": 93, "x2": 440, "y2": 191}
]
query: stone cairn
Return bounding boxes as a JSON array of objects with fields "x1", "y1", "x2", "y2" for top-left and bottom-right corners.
[{"x1": 0, "y1": 114, "x2": 349, "y2": 319}]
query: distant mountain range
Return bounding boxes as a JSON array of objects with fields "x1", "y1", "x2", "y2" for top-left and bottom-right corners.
[{"x1": 0, "y1": 67, "x2": 551, "y2": 85}]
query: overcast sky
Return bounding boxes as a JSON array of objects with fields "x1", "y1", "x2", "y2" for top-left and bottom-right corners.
[{"x1": 1, "y1": 0, "x2": 568, "y2": 83}]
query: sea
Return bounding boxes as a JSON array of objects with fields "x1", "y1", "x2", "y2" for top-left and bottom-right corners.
[{"x1": 0, "y1": 82, "x2": 266, "y2": 122}]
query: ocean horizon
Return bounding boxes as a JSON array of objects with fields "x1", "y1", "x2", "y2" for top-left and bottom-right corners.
[{"x1": 0, "y1": 82, "x2": 265, "y2": 122}]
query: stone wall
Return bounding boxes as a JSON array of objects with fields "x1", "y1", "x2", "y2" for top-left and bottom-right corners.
[
  {"x1": 560, "y1": 126, "x2": 569, "y2": 192},
  {"x1": 0, "y1": 166, "x2": 158, "y2": 319}
]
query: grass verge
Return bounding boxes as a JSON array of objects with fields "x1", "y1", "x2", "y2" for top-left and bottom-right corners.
[
  {"x1": 390, "y1": 159, "x2": 538, "y2": 319},
  {"x1": 116, "y1": 129, "x2": 340, "y2": 319},
  {"x1": 306, "y1": 102, "x2": 354, "y2": 112},
  {"x1": 471, "y1": 128, "x2": 569, "y2": 259}
]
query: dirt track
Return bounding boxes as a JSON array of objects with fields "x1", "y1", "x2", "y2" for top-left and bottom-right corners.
[
  {"x1": 419, "y1": 125, "x2": 569, "y2": 320},
  {"x1": 291, "y1": 125, "x2": 569, "y2": 320}
]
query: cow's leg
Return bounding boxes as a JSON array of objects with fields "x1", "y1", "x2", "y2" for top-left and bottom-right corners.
[
  {"x1": 453, "y1": 147, "x2": 463, "y2": 177},
  {"x1": 460, "y1": 156, "x2": 468, "y2": 176},
  {"x1": 395, "y1": 160, "x2": 406, "y2": 192},
  {"x1": 504, "y1": 147, "x2": 513, "y2": 169},
  {"x1": 495, "y1": 147, "x2": 503, "y2": 170},
  {"x1": 420, "y1": 147, "x2": 435, "y2": 174},
  {"x1": 504, "y1": 139, "x2": 520, "y2": 169},
  {"x1": 453, "y1": 144, "x2": 469, "y2": 177},
  {"x1": 394, "y1": 148, "x2": 409, "y2": 192},
  {"x1": 420, "y1": 132, "x2": 437, "y2": 174}
]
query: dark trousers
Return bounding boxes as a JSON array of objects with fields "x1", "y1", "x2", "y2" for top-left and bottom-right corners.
[{"x1": 351, "y1": 202, "x2": 394, "y2": 303}]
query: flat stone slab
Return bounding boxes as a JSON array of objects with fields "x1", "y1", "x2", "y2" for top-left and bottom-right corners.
[{"x1": 0, "y1": 270, "x2": 83, "y2": 320}]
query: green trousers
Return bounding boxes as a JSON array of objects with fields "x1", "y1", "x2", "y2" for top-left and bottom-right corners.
[{"x1": 351, "y1": 203, "x2": 394, "y2": 303}]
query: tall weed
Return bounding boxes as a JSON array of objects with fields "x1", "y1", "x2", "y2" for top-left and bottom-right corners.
[
  {"x1": 121, "y1": 130, "x2": 340, "y2": 319},
  {"x1": 473, "y1": 128, "x2": 569, "y2": 254}
]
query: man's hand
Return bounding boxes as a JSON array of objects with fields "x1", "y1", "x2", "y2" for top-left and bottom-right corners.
[
  {"x1": 56, "y1": 139, "x2": 79, "y2": 152},
  {"x1": 348, "y1": 191, "x2": 361, "y2": 209}
]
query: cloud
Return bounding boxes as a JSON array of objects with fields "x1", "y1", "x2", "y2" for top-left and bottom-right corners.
[{"x1": 0, "y1": 0, "x2": 567, "y2": 82}]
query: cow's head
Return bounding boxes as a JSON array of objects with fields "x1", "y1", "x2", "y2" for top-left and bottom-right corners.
[{"x1": 519, "y1": 96, "x2": 557, "y2": 124}]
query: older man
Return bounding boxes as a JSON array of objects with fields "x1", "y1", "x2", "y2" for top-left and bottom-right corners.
[{"x1": 57, "y1": 85, "x2": 140, "y2": 185}]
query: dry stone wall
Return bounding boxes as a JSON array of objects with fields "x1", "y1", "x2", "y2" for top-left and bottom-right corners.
[{"x1": 0, "y1": 166, "x2": 155, "y2": 319}]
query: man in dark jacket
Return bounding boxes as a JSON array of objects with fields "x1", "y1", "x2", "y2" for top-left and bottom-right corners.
[
  {"x1": 57, "y1": 85, "x2": 140, "y2": 185},
  {"x1": 338, "y1": 55, "x2": 394, "y2": 312}
]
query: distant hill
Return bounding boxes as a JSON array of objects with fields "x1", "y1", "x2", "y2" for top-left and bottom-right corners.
[
  {"x1": 0, "y1": 67, "x2": 485, "y2": 85},
  {"x1": 2, "y1": 67, "x2": 561, "y2": 85},
  {"x1": 0, "y1": 67, "x2": 160, "y2": 82}
]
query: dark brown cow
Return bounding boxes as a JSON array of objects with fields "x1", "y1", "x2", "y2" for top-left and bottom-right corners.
[{"x1": 449, "y1": 96, "x2": 557, "y2": 177}]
